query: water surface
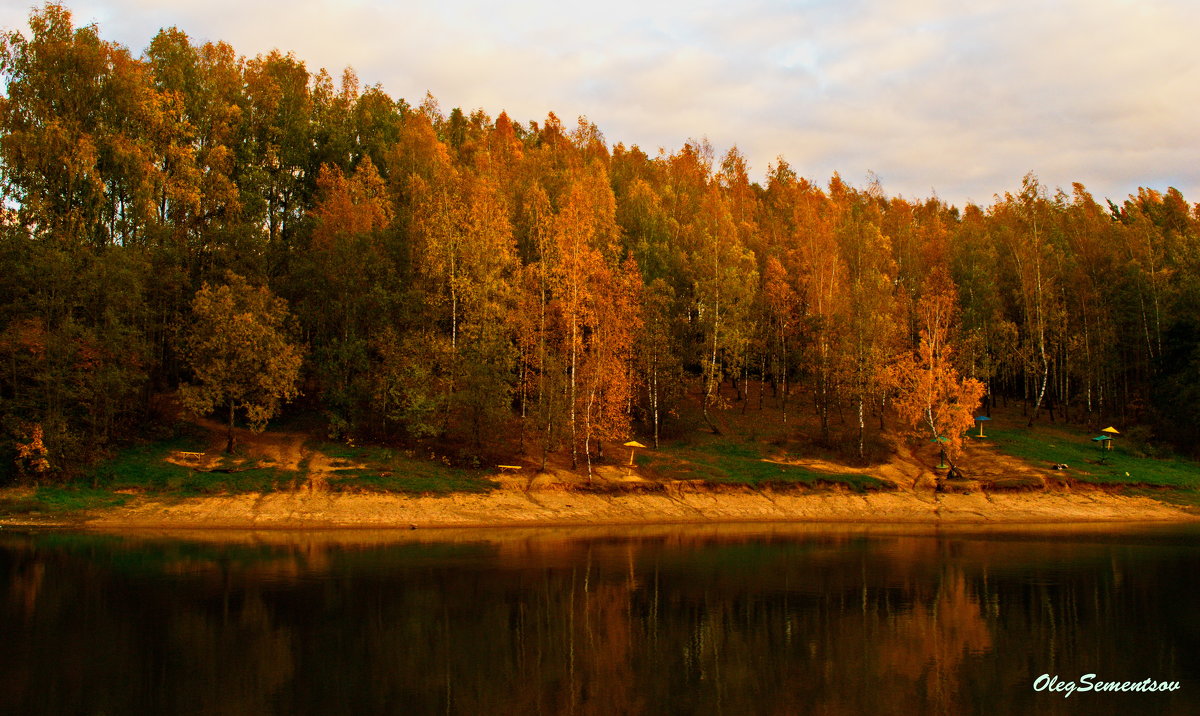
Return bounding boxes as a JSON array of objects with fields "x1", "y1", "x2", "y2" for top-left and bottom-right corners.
[{"x1": 3, "y1": 523, "x2": 1198, "y2": 715}]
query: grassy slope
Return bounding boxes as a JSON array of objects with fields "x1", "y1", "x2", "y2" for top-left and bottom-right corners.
[
  {"x1": 985, "y1": 424, "x2": 1200, "y2": 488},
  {"x1": 636, "y1": 438, "x2": 888, "y2": 492},
  {"x1": 0, "y1": 438, "x2": 495, "y2": 518},
  {"x1": 1, "y1": 434, "x2": 299, "y2": 517},
  {"x1": 315, "y1": 443, "x2": 493, "y2": 495},
  {"x1": 11, "y1": 401, "x2": 1200, "y2": 518}
]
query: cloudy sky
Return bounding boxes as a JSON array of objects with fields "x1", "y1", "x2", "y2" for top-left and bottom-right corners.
[{"x1": 3, "y1": 0, "x2": 1197, "y2": 207}]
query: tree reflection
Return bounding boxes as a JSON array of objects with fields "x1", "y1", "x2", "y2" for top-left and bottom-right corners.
[
  {"x1": 0, "y1": 528, "x2": 1196, "y2": 715},
  {"x1": 874, "y1": 566, "x2": 993, "y2": 713}
]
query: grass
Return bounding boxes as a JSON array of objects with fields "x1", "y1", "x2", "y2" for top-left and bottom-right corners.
[
  {"x1": 316, "y1": 442, "x2": 495, "y2": 495},
  {"x1": 636, "y1": 437, "x2": 888, "y2": 492},
  {"x1": 0, "y1": 435, "x2": 298, "y2": 518},
  {"x1": 985, "y1": 424, "x2": 1200, "y2": 489},
  {"x1": 86, "y1": 435, "x2": 200, "y2": 490},
  {"x1": 0, "y1": 436, "x2": 497, "y2": 520},
  {"x1": 86, "y1": 436, "x2": 297, "y2": 496},
  {"x1": 0, "y1": 486, "x2": 133, "y2": 515},
  {"x1": 167, "y1": 466, "x2": 298, "y2": 496}
]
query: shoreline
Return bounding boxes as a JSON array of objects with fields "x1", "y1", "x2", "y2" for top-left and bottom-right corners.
[{"x1": 3, "y1": 484, "x2": 1194, "y2": 531}]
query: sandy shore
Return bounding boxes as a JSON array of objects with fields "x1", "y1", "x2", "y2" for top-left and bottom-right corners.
[{"x1": 35, "y1": 483, "x2": 1190, "y2": 530}]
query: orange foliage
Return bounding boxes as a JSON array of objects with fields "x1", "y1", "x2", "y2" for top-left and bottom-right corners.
[
  {"x1": 309, "y1": 157, "x2": 391, "y2": 251},
  {"x1": 885, "y1": 271, "x2": 985, "y2": 458},
  {"x1": 15, "y1": 423, "x2": 51, "y2": 477}
]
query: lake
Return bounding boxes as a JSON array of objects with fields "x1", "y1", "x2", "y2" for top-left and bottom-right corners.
[{"x1": 2, "y1": 523, "x2": 1198, "y2": 715}]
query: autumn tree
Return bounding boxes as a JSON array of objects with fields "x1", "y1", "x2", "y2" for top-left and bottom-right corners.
[
  {"x1": 665, "y1": 142, "x2": 758, "y2": 434},
  {"x1": 693, "y1": 184, "x2": 757, "y2": 434},
  {"x1": 513, "y1": 184, "x2": 560, "y2": 463},
  {"x1": 636, "y1": 279, "x2": 685, "y2": 448},
  {"x1": 297, "y1": 157, "x2": 394, "y2": 435},
  {"x1": 949, "y1": 203, "x2": 1007, "y2": 417},
  {"x1": 1057, "y1": 184, "x2": 1120, "y2": 424},
  {"x1": 575, "y1": 255, "x2": 643, "y2": 476},
  {"x1": 760, "y1": 255, "x2": 798, "y2": 420},
  {"x1": 834, "y1": 183, "x2": 899, "y2": 460},
  {"x1": 451, "y1": 174, "x2": 519, "y2": 448},
  {"x1": 887, "y1": 270, "x2": 984, "y2": 465},
  {"x1": 240, "y1": 49, "x2": 314, "y2": 260},
  {"x1": 0, "y1": 3, "x2": 169, "y2": 248},
  {"x1": 794, "y1": 179, "x2": 846, "y2": 443},
  {"x1": 180, "y1": 274, "x2": 303, "y2": 452},
  {"x1": 549, "y1": 169, "x2": 618, "y2": 469},
  {"x1": 992, "y1": 173, "x2": 1063, "y2": 425}
]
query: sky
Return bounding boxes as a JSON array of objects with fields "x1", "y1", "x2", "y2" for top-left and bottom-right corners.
[{"x1": 2, "y1": 0, "x2": 1197, "y2": 208}]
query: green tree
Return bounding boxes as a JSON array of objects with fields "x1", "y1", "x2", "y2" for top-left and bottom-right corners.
[{"x1": 180, "y1": 273, "x2": 303, "y2": 452}]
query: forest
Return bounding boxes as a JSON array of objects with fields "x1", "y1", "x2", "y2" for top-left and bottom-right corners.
[{"x1": 2, "y1": 3, "x2": 1200, "y2": 483}]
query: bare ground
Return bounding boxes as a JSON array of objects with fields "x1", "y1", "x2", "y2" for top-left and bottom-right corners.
[{"x1": 67, "y1": 484, "x2": 1192, "y2": 531}]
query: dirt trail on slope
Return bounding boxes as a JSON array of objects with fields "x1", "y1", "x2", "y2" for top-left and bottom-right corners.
[
  {"x1": 183, "y1": 416, "x2": 310, "y2": 470},
  {"x1": 768, "y1": 434, "x2": 1050, "y2": 493}
]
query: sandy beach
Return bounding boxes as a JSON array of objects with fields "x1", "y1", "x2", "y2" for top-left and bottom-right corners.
[{"x1": 19, "y1": 482, "x2": 1181, "y2": 530}]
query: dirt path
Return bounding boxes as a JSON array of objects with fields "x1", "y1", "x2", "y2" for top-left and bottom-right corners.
[
  {"x1": 302, "y1": 451, "x2": 335, "y2": 494},
  {"x1": 188, "y1": 416, "x2": 310, "y2": 471},
  {"x1": 766, "y1": 433, "x2": 1050, "y2": 493}
]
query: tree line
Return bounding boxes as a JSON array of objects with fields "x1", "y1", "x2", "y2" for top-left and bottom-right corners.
[{"x1": 2, "y1": 4, "x2": 1198, "y2": 481}]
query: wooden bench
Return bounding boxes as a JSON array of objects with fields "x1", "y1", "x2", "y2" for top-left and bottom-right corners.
[
  {"x1": 178, "y1": 451, "x2": 205, "y2": 458},
  {"x1": 497, "y1": 465, "x2": 523, "y2": 472}
]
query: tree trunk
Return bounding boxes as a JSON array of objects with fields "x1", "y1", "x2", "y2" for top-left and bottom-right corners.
[
  {"x1": 701, "y1": 394, "x2": 722, "y2": 435},
  {"x1": 703, "y1": 294, "x2": 722, "y2": 435},
  {"x1": 740, "y1": 362, "x2": 749, "y2": 415},
  {"x1": 781, "y1": 348, "x2": 789, "y2": 425},
  {"x1": 541, "y1": 399, "x2": 551, "y2": 472},
  {"x1": 758, "y1": 353, "x2": 766, "y2": 410},
  {"x1": 651, "y1": 360, "x2": 660, "y2": 449},
  {"x1": 583, "y1": 373, "x2": 597, "y2": 481},
  {"x1": 857, "y1": 395, "x2": 865, "y2": 461},
  {"x1": 226, "y1": 400, "x2": 235, "y2": 454},
  {"x1": 569, "y1": 313, "x2": 578, "y2": 468},
  {"x1": 1028, "y1": 359, "x2": 1049, "y2": 427}
]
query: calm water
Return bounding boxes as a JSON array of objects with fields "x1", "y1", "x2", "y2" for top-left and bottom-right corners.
[{"x1": 3, "y1": 523, "x2": 1199, "y2": 715}]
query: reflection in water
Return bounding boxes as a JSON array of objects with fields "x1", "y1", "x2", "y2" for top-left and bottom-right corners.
[{"x1": 2, "y1": 524, "x2": 1198, "y2": 715}]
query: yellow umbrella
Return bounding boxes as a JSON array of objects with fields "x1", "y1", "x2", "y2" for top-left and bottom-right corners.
[
  {"x1": 624, "y1": 440, "x2": 648, "y2": 466},
  {"x1": 1101, "y1": 426, "x2": 1120, "y2": 435}
]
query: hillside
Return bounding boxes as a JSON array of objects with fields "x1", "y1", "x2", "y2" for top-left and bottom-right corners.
[{"x1": 4, "y1": 384, "x2": 1199, "y2": 527}]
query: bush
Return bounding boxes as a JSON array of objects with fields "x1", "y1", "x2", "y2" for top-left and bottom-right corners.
[{"x1": 1124, "y1": 424, "x2": 1161, "y2": 458}]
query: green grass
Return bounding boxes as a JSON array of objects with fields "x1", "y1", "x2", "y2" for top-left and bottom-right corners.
[
  {"x1": 316, "y1": 443, "x2": 494, "y2": 495},
  {"x1": 168, "y1": 466, "x2": 298, "y2": 496},
  {"x1": 636, "y1": 438, "x2": 888, "y2": 492},
  {"x1": 85, "y1": 436, "x2": 296, "y2": 496},
  {"x1": 0, "y1": 435, "x2": 494, "y2": 520},
  {"x1": 318, "y1": 441, "x2": 384, "y2": 461},
  {"x1": 86, "y1": 436, "x2": 201, "y2": 490},
  {"x1": 0, "y1": 486, "x2": 132, "y2": 515},
  {"x1": 986, "y1": 425, "x2": 1200, "y2": 489}
]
